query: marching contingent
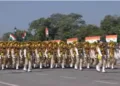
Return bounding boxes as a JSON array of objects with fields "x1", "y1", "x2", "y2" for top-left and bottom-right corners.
[{"x1": 0, "y1": 36, "x2": 120, "y2": 73}]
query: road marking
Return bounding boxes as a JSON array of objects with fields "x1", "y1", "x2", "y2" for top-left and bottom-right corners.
[
  {"x1": 36, "y1": 73, "x2": 48, "y2": 76},
  {"x1": 0, "y1": 81, "x2": 19, "y2": 86},
  {"x1": 60, "y1": 76, "x2": 76, "y2": 79},
  {"x1": 95, "y1": 80, "x2": 118, "y2": 85}
]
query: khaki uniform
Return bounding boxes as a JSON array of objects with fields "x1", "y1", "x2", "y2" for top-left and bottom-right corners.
[{"x1": 23, "y1": 42, "x2": 32, "y2": 72}]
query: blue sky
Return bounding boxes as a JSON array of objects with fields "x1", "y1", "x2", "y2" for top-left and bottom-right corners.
[{"x1": 0, "y1": 1, "x2": 120, "y2": 37}]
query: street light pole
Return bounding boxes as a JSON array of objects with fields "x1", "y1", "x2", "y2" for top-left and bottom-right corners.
[
  {"x1": 14, "y1": 27, "x2": 17, "y2": 32},
  {"x1": 14, "y1": 27, "x2": 17, "y2": 41}
]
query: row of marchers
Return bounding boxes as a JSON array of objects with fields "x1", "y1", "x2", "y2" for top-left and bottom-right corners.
[{"x1": 0, "y1": 41, "x2": 120, "y2": 72}]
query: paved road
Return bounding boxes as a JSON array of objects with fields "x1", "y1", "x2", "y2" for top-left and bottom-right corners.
[{"x1": 0, "y1": 68, "x2": 120, "y2": 86}]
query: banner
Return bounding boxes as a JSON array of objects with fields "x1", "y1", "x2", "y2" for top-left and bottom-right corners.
[
  {"x1": 67, "y1": 38, "x2": 78, "y2": 44},
  {"x1": 85, "y1": 36, "x2": 100, "y2": 43},
  {"x1": 51, "y1": 40, "x2": 61, "y2": 44},
  {"x1": 106, "y1": 35, "x2": 117, "y2": 42}
]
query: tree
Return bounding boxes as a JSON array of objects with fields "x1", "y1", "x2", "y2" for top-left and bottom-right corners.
[
  {"x1": 29, "y1": 18, "x2": 51, "y2": 41},
  {"x1": 28, "y1": 13, "x2": 85, "y2": 41},
  {"x1": 54, "y1": 13, "x2": 85, "y2": 40},
  {"x1": 3, "y1": 13, "x2": 120, "y2": 42},
  {"x1": 73, "y1": 24, "x2": 104, "y2": 41},
  {"x1": 2, "y1": 29, "x2": 33, "y2": 42},
  {"x1": 2, "y1": 32, "x2": 12, "y2": 41},
  {"x1": 101, "y1": 15, "x2": 120, "y2": 42},
  {"x1": 101, "y1": 15, "x2": 120, "y2": 34}
]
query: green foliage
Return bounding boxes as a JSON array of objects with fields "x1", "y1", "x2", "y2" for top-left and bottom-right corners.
[
  {"x1": 29, "y1": 13, "x2": 85, "y2": 41},
  {"x1": 2, "y1": 13, "x2": 120, "y2": 42},
  {"x1": 101, "y1": 15, "x2": 120, "y2": 42},
  {"x1": 2, "y1": 29, "x2": 32, "y2": 42},
  {"x1": 2, "y1": 32, "x2": 12, "y2": 41}
]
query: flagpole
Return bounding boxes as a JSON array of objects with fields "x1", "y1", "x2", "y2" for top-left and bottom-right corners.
[
  {"x1": 14, "y1": 27, "x2": 17, "y2": 41},
  {"x1": 46, "y1": 35, "x2": 49, "y2": 41}
]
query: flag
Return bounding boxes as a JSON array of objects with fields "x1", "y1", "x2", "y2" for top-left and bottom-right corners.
[
  {"x1": 51, "y1": 40, "x2": 61, "y2": 44},
  {"x1": 67, "y1": 38, "x2": 78, "y2": 44},
  {"x1": 45, "y1": 27, "x2": 49, "y2": 37},
  {"x1": 9, "y1": 34, "x2": 16, "y2": 41},
  {"x1": 85, "y1": 36, "x2": 100, "y2": 43},
  {"x1": 22, "y1": 31, "x2": 27, "y2": 39},
  {"x1": 106, "y1": 35, "x2": 117, "y2": 42}
]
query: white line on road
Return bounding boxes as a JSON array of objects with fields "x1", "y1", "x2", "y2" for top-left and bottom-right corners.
[
  {"x1": 36, "y1": 73, "x2": 48, "y2": 76},
  {"x1": 0, "y1": 81, "x2": 19, "y2": 86},
  {"x1": 60, "y1": 76, "x2": 76, "y2": 79},
  {"x1": 95, "y1": 80, "x2": 119, "y2": 85}
]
